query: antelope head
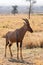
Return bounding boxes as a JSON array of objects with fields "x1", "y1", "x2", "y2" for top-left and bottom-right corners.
[{"x1": 23, "y1": 18, "x2": 33, "y2": 33}]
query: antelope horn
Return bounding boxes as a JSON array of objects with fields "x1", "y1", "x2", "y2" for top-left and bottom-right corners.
[{"x1": 23, "y1": 18, "x2": 29, "y2": 25}]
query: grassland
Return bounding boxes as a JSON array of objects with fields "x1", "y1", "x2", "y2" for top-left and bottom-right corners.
[{"x1": 0, "y1": 14, "x2": 43, "y2": 65}]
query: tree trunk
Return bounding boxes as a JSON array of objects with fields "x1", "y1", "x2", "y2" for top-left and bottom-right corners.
[{"x1": 29, "y1": 0, "x2": 31, "y2": 19}]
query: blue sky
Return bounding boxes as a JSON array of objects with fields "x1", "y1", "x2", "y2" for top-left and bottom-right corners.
[{"x1": 0, "y1": 0, "x2": 43, "y2": 6}]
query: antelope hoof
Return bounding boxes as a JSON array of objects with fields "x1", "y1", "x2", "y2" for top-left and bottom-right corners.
[
  {"x1": 11, "y1": 55, "x2": 13, "y2": 57},
  {"x1": 10, "y1": 53, "x2": 13, "y2": 58},
  {"x1": 5, "y1": 54, "x2": 6, "y2": 57},
  {"x1": 21, "y1": 57, "x2": 23, "y2": 60},
  {"x1": 17, "y1": 56, "x2": 19, "y2": 60}
]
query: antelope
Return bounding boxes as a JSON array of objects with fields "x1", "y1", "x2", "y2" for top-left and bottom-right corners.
[{"x1": 4, "y1": 19, "x2": 33, "y2": 60}]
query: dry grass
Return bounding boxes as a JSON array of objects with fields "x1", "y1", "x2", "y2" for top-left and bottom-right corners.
[
  {"x1": 0, "y1": 14, "x2": 43, "y2": 48},
  {"x1": 0, "y1": 38, "x2": 43, "y2": 65},
  {"x1": 0, "y1": 14, "x2": 43, "y2": 65}
]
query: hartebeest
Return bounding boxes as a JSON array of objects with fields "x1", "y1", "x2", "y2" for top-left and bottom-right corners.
[{"x1": 4, "y1": 19, "x2": 33, "y2": 60}]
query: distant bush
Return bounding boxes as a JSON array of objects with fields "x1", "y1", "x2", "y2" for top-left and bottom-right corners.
[{"x1": 24, "y1": 42, "x2": 43, "y2": 49}]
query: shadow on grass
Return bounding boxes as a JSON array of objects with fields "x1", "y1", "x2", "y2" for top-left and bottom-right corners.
[{"x1": 8, "y1": 58, "x2": 34, "y2": 65}]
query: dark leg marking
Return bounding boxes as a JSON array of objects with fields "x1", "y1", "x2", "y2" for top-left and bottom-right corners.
[
  {"x1": 20, "y1": 41, "x2": 23, "y2": 60},
  {"x1": 16, "y1": 42, "x2": 19, "y2": 59},
  {"x1": 5, "y1": 41, "x2": 9, "y2": 57},
  {"x1": 9, "y1": 44, "x2": 13, "y2": 57}
]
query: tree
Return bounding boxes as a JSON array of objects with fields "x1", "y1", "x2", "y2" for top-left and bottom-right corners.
[
  {"x1": 26, "y1": 0, "x2": 36, "y2": 19},
  {"x1": 12, "y1": 5, "x2": 18, "y2": 15}
]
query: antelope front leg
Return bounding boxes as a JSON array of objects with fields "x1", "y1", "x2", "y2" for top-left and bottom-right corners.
[
  {"x1": 16, "y1": 42, "x2": 19, "y2": 59},
  {"x1": 20, "y1": 41, "x2": 23, "y2": 60}
]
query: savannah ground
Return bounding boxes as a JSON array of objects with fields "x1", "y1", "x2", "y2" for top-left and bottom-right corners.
[{"x1": 0, "y1": 14, "x2": 43, "y2": 65}]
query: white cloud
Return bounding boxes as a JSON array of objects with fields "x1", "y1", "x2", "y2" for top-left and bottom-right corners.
[
  {"x1": 35, "y1": 0, "x2": 43, "y2": 6},
  {"x1": 0, "y1": 0, "x2": 43, "y2": 6},
  {"x1": 0, "y1": 0, "x2": 26, "y2": 6}
]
